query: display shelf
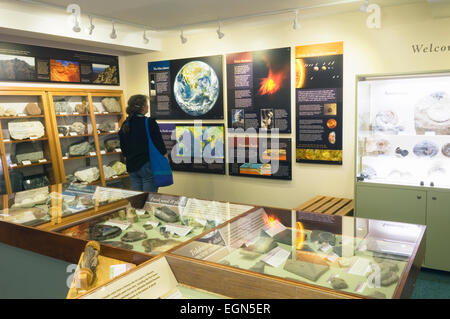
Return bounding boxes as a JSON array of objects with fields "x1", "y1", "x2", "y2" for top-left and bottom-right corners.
[
  {"x1": 4, "y1": 137, "x2": 49, "y2": 144},
  {"x1": 9, "y1": 160, "x2": 51, "y2": 169},
  {"x1": 105, "y1": 174, "x2": 129, "y2": 182},
  {"x1": 0, "y1": 115, "x2": 45, "y2": 119},
  {"x1": 98, "y1": 131, "x2": 119, "y2": 136},
  {"x1": 95, "y1": 112, "x2": 122, "y2": 116},
  {"x1": 63, "y1": 155, "x2": 98, "y2": 161},
  {"x1": 55, "y1": 113, "x2": 90, "y2": 117},
  {"x1": 59, "y1": 133, "x2": 93, "y2": 139}
]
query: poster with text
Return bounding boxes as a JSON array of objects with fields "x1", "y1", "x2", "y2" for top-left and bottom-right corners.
[
  {"x1": 295, "y1": 42, "x2": 343, "y2": 164},
  {"x1": 159, "y1": 123, "x2": 225, "y2": 174},
  {"x1": 149, "y1": 55, "x2": 223, "y2": 120},
  {"x1": 226, "y1": 48, "x2": 291, "y2": 133},
  {"x1": 228, "y1": 136, "x2": 292, "y2": 180},
  {"x1": 0, "y1": 41, "x2": 119, "y2": 85}
]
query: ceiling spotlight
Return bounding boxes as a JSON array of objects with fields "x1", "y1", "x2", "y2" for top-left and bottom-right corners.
[
  {"x1": 360, "y1": 0, "x2": 369, "y2": 12},
  {"x1": 66, "y1": 4, "x2": 81, "y2": 33},
  {"x1": 87, "y1": 15, "x2": 95, "y2": 35},
  {"x1": 293, "y1": 9, "x2": 300, "y2": 30},
  {"x1": 216, "y1": 21, "x2": 224, "y2": 39},
  {"x1": 143, "y1": 30, "x2": 149, "y2": 44},
  {"x1": 180, "y1": 29, "x2": 187, "y2": 44},
  {"x1": 110, "y1": 21, "x2": 117, "y2": 39}
]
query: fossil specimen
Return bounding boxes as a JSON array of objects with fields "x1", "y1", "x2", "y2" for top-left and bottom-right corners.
[
  {"x1": 141, "y1": 238, "x2": 182, "y2": 253},
  {"x1": 121, "y1": 231, "x2": 147, "y2": 242},
  {"x1": 331, "y1": 277, "x2": 348, "y2": 289},
  {"x1": 283, "y1": 259, "x2": 329, "y2": 282},
  {"x1": 90, "y1": 224, "x2": 122, "y2": 241},
  {"x1": 154, "y1": 206, "x2": 179, "y2": 222},
  {"x1": 413, "y1": 140, "x2": 439, "y2": 157},
  {"x1": 101, "y1": 241, "x2": 133, "y2": 250}
]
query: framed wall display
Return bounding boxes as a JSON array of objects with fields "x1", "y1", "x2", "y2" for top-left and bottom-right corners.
[
  {"x1": 148, "y1": 55, "x2": 223, "y2": 120},
  {"x1": 158, "y1": 123, "x2": 225, "y2": 175},
  {"x1": 0, "y1": 41, "x2": 119, "y2": 85},
  {"x1": 295, "y1": 42, "x2": 343, "y2": 164},
  {"x1": 226, "y1": 48, "x2": 291, "y2": 133},
  {"x1": 228, "y1": 136, "x2": 292, "y2": 180}
]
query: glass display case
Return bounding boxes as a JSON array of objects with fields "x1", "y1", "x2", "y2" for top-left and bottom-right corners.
[
  {"x1": 356, "y1": 72, "x2": 450, "y2": 188},
  {"x1": 56, "y1": 193, "x2": 255, "y2": 256},
  {"x1": 0, "y1": 183, "x2": 144, "y2": 227},
  {"x1": 171, "y1": 207, "x2": 425, "y2": 299}
]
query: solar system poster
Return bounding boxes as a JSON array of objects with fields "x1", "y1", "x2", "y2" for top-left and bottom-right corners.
[
  {"x1": 158, "y1": 123, "x2": 225, "y2": 175},
  {"x1": 0, "y1": 41, "x2": 119, "y2": 85},
  {"x1": 148, "y1": 55, "x2": 224, "y2": 120},
  {"x1": 228, "y1": 137, "x2": 292, "y2": 180},
  {"x1": 226, "y1": 48, "x2": 291, "y2": 133},
  {"x1": 295, "y1": 42, "x2": 343, "y2": 165}
]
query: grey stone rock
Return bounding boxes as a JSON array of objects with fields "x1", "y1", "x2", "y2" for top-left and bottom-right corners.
[
  {"x1": 69, "y1": 122, "x2": 86, "y2": 135},
  {"x1": 368, "y1": 291, "x2": 387, "y2": 299},
  {"x1": 103, "y1": 165, "x2": 116, "y2": 179},
  {"x1": 58, "y1": 126, "x2": 69, "y2": 136},
  {"x1": 69, "y1": 141, "x2": 91, "y2": 157},
  {"x1": 22, "y1": 174, "x2": 49, "y2": 190},
  {"x1": 331, "y1": 277, "x2": 348, "y2": 289},
  {"x1": 54, "y1": 100, "x2": 73, "y2": 114},
  {"x1": 101, "y1": 98, "x2": 121, "y2": 113},
  {"x1": 155, "y1": 206, "x2": 179, "y2": 222},
  {"x1": 101, "y1": 241, "x2": 133, "y2": 250},
  {"x1": 110, "y1": 161, "x2": 127, "y2": 175},
  {"x1": 104, "y1": 138, "x2": 120, "y2": 152},
  {"x1": 8, "y1": 120, "x2": 45, "y2": 140},
  {"x1": 244, "y1": 237, "x2": 277, "y2": 254},
  {"x1": 121, "y1": 231, "x2": 147, "y2": 243},
  {"x1": 143, "y1": 224, "x2": 153, "y2": 230},
  {"x1": 74, "y1": 167, "x2": 100, "y2": 183},
  {"x1": 15, "y1": 142, "x2": 44, "y2": 164},
  {"x1": 90, "y1": 224, "x2": 122, "y2": 241},
  {"x1": 413, "y1": 140, "x2": 439, "y2": 158},
  {"x1": 98, "y1": 120, "x2": 116, "y2": 132},
  {"x1": 141, "y1": 238, "x2": 182, "y2": 253},
  {"x1": 283, "y1": 259, "x2": 329, "y2": 282}
]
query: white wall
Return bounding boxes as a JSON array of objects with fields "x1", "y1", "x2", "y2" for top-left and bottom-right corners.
[{"x1": 116, "y1": 3, "x2": 450, "y2": 208}]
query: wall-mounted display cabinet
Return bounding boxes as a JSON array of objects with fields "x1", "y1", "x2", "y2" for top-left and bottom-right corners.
[
  {"x1": 355, "y1": 71, "x2": 450, "y2": 272},
  {"x1": 0, "y1": 87, "x2": 129, "y2": 194}
]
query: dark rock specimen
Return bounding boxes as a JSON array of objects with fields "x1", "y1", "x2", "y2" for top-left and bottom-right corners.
[
  {"x1": 155, "y1": 206, "x2": 179, "y2": 222},
  {"x1": 283, "y1": 259, "x2": 329, "y2": 282},
  {"x1": 90, "y1": 224, "x2": 122, "y2": 241},
  {"x1": 121, "y1": 231, "x2": 147, "y2": 242},
  {"x1": 101, "y1": 241, "x2": 133, "y2": 250},
  {"x1": 330, "y1": 277, "x2": 348, "y2": 289}
]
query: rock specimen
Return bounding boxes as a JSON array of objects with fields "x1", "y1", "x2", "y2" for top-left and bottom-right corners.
[
  {"x1": 360, "y1": 166, "x2": 377, "y2": 180},
  {"x1": 0, "y1": 58, "x2": 36, "y2": 81},
  {"x1": 12, "y1": 193, "x2": 48, "y2": 208},
  {"x1": 101, "y1": 241, "x2": 133, "y2": 250},
  {"x1": 121, "y1": 231, "x2": 147, "y2": 243},
  {"x1": 103, "y1": 165, "x2": 116, "y2": 179},
  {"x1": 79, "y1": 242, "x2": 100, "y2": 288},
  {"x1": 442, "y1": 143, "x2": 450, "y2": 157},
  {"x1": 58, "y1": 126, "x2": 69, "y2": 136},
  {"x1": 395, "y1": 147, "x2": 409, "y2": 157},
  {"x1": 69, "y1": 141, "x2": 91, "y2": 157},
  {"x1": 15, "y1": 142, "x2": 44, "y2": 164},
  {"x1": 54, "y1": 100, "x2": 73, "y2": 114},
  {"x1": 415, "y1": 91, "x2": 450, "y2": 135},
  {"x1": 5, "y1": 108, "x2": 17, "y2": 116},
  {"x1": 98, "y1": 120, "x2": 116, "y2": 132},
  {"x1": 8, "y1": 120, "x2": 45, "y2": 140},
  {"x1": 372, "y1": 110, "x2": 403, "y2": 134},
  {"x1": 154, "y1": 206, "x2": 179, "y2": 222},
  {"x1": 101, "y1": 97, "x2": 121, "y2": 113},
  {"x1": 126, "y1": 204, "x2": 138, "y2": 223},
  {"x1": 1, "y1": 207, "x2": 47, "y2": 224},
  {"x1": 104, "y1": 138, "x2": 120, "y2": 152},
  {"x1": 283, "y1": 259, "x2": 329, "y2": 282},
  {"x1": 69, "y1": 122, "x2": 86, "y2": 135},
  {"x1": 330, "y1": 277, "x2": 348, "y2": 289},
  {"x1": 90, "y1": 224, "x2": 122, "y2": 241},
  {"x1": 365, "y1": 137, "x2": 391, "y2": 155},
  {"x1": 369, "y1": 261, "x2": 400, "y2": 287},
  {"x1": 310, "y1": 230, "x2": 336, "y2": 246},
  {"x1": 244, "y1": 237, "x2": 277, "y2": 254},
  {"x1": 143, "y1": 224, "x2": 153, "y2": 230},
  {"x1": 110, "y1": 161, "x2": 127, "y2": 175},
  {"x1": 74, "y1": 167, "x2": 100, "y2": 183},
  {"x1": 65, "y1": 174, "x2": 77, "y2": 183},
  {"x1": 117, "y1": 209, "x2": 126, "y2": 220},
  {"x1": 22, "y1": 174, "x2": 49, "y2": 190},
  {"x1": 368, "y1": 291, "x2": 387, "y2": 299},
  {"x1": 139, "y1": 211, "x2": 152, "y2": 219},
  {"x1": 249, "y1": 261, "x2": 266, "y2": 274},
  {"x1": 0, "y1": 106, "x2": 4, "y2": 116},
  {"x1": 141, "y1": 238, "x2": 182, "y2": 253},
  {"x1": 75, "y1": 101, "x2": 88, "y2": 114},
  {"x1": 25, "y1": 103, "x2": 41, "y2": 115},
  {"x1": 413, "y1": 140, "x2": 439, "y2": 157}
]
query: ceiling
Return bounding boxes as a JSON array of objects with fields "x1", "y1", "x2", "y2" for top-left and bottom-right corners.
[{"x1": 31, "y1": 0, "x2": 423, "y2": 31}]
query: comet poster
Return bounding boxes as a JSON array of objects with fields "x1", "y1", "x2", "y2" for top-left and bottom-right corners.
[
  {"x1": 149, "y1": 55, "x2": 224, "y2": 120},
  {"x1": 295, "y1": 42, "x2": 343, "y2": 165},
  {"x1": 226, "y1": 48, "x2": 291, "y2": 133}
]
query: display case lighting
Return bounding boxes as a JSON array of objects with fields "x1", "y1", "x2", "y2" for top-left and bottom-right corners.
[
  {"x1": 180, "y1": 29, "x2": 187, "y2": 44},
  {"x1": 216, "y1": 21, "x2": 225, "y2": 39},
  {"x1": 110, "y1": 21, "x2": 117, "y2": 39},
  {"x1": 293, "y1": 9, "x2": 300, "y2": 30},
  {"x1": 87, "y1": 15, "x2": 95, "y2": 35},
  {"x1": 143, "y1": 30, "x2": 150, "y2": 44}
]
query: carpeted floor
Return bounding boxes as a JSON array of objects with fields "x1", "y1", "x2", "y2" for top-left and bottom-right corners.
[{"x1": 411, "y1": 267, "x2": 450, "y2": 299}]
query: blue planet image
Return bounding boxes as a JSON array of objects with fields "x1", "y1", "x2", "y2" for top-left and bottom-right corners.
[{"x1": 173, "y1": 61, "x2": 219, "y2": 116}]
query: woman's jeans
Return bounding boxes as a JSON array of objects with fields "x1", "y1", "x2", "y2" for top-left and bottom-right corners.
[{"x1": 129, "y1": 162, "x2": 158, "y2": 192}]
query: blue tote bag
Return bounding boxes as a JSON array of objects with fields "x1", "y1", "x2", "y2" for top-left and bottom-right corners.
[{"x1": 145, "y1": 118, "x2": 173, "y2": 187}]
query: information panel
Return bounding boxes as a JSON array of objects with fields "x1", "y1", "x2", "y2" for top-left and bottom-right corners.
[
  {"x1": 228, "y1": 136, "x2": 292, "y2": 180},
  {"x1": 149, "y1": 55, "x2": 223, "y2": 120},
  {"x1": 0, "y1": 41, "x2": 119, "y2": 85},
  {"x1": 226, "y1": 48, "x2": 291, "y2": 133},
  {"x1": 295, "y1": 42, "x2": 343, "y2": 164},
  {"x1": 159, "y1": 123, "x2": 225, "y2": 174}
]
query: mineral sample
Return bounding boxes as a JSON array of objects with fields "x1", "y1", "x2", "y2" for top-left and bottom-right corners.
[
  {"x1": 75, "y1": 101, "x2": 88, "y2": 114},
  {"x1": 90, "y1": 224, "x2": 122, "y2": 241},
  {"x1": 69, "y1": 141, "x2": 90, "y2": 157},
  {"x1": 15, "y1": 142, "x2": 44, "y2": 164},
  {"x1": 98, "y1": 120, "x2": 116, "y2": 132},
  {"x1": 12, "y1": 193, "x2": 48, "y2": 208},
  {"x1": 22, "y1": 174, "x2": 49, "y2": 190},
  {"x1": 101, "y1": 97, "x2": 121, "y2": 113},
  {"x1": 413, "y1": 141, "x2": 439, "y2": 157},
  {"x1": 101, "y1": 241, "x2": 133, "y2": 250},
  {"x1": 69, "y1": 122, "x2": 86, "y2": 135},
  {"x1": 283, "y1": 259, "x2": 329, "y2": 282},
  {"x1": 74, "y1": 167, "x2": 100, "y2": 183},
  {"x1": 368, "y1": 291, "x2": 387, "y2": 299},
  {"x1": 54, "y1": 100, "x2": 72, "y2": 114},
  {"x1": 141, "y1": 238, "x2": 182, "y2": 253},
  {"x1": 360, "y1": 166, "x2": 377, "y2": 180},
  {"x1": 121, "y1": 231, "x2": 147, "y2": 243},
  {"x1": 143, "y1": 224, "x2": 153, "y2": 230},
  {"x1": 366, "y1": 137, "x2": 391, "y2": 155},
  {"x1": 395, "y1": 147, "x2": 409, "y2": 157},
  {"x1": 126, "y1": 204, "x2": 138, "y2": 223},
  {"x1": 372, "y1": 110, "x2": 403, "y2": 134},
  {"x1": 8, "y1": 120, "x2": 45, "y2": 140},
  {"x1": 104, "y1": 138, "x2": 120, "y2": 152},
  {"x1": 415, "y1": 91, "x2": 450, "y2": 135},
  {"x1": 25, "y1": 103, "x2": 42, "y2": 115},
  {"x1": 330, "y1": 277, "x2": 348, "y2": 289},
  {"x1": 5, "y1": 108, "x2": 17, "y2": 116},
  {"x1": 139, "y1": 211, "x2": 151, "y2": 219},
  {"x1": 110, "y1": 161, "x2": 127, "y2": 175},
  {"x1": 58, "y1": 126, "x2": 69, "y2": 136},
  {"x1": 118, "y1": 209, "x2": 126, "y2": 220},
  {"x1": 154, "y1": 206, "x2": 179, "y2": 222},
  {"x1": 103, "y1": 165, "x2": 116, "y2": 179}
]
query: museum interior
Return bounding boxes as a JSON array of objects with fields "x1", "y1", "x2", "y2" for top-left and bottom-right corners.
[{"x1": 0, "y1": 0, "x2": 449, "y2": 300}]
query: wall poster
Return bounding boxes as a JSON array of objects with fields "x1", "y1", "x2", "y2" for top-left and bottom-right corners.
[
  {"x1": 158, "y1": 123, "x2": 225, "y2": 175},
  {"x1": 0, "y1": 41, "x2": 119, "y2": 85},
  {"x1": 295, "y1": 42, "x2": 343, "y2": 164},
  {"x1": 226, "y1": 48, "x2": 291, "y2": 133},
  {"x1": 228, "y1": 136, "x2": 292, "y2": 180},
  {"x1": 148, "y1": 55, "x2": 223, "y2": 120}
]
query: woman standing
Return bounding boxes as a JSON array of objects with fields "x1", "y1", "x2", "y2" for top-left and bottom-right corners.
[{"x1": 119, "y1": 94, "x2": 167, "y2": 192}]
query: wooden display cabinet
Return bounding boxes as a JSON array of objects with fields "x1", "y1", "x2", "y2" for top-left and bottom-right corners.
[{"x1": 0, "y1": 89, "x2": 59, "y2": 194}]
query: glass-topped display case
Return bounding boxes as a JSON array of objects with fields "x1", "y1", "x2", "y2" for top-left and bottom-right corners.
[
  {"x1": 171, "y1": 207, "x2": 425, "y2": 299},
  {"x1": 356, "y1": 72, "x2": 450, "y2": 188},
  {"x1": 0, "y1": 183, "x2": 144, "y2": 227},
  {"x1": 56, "y1": 193, "x2": 254, "y2": 256}
]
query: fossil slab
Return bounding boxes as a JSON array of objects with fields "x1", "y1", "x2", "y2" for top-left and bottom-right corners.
[
  {"x1": 90, "y1": 224, "x2": 122, "y2": 241},
  {"x1": 74, "y1": 167, "x2": 100, "y2": 183},
  {"x1": 101, "y1": 98, "x2": 121, "y2": 113},
  {"x1": 101, "y1": 241, "x2": 133, "y2": 250},
  {"x1": 154, "y1": 206, "x2": 179, "y2": 222},
  {"x1": 8, "y1": 120, "x2": 45, "y2": 140},
  {"x1": 121, "y1": 231, "x2": 147, "y2": 242},
  {"x1": 442, "y1": 143, "x2": 450, "y2": 157},
  {"x1": 372, "y1": 110, "x2": 403, "y2": 134}
]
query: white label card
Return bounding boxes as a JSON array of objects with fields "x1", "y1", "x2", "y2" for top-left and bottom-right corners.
[
  {"x1": 38, "y1": 159, "x2": 47, "y2": 163},
  {"x1": 30, "y1": 136, "x2": 38, "y2": 140},
  {"x1": 89, "y1": 152, "x2": 96, "y2": 156},
  {"x1": 19, "y1": 113, "x2": 27, "y2": 117},
  {"x1": 261, "y1": 247, "x2": 291, "y2": 268},
  {"x1": 69, "y1": 132, "x2": 78, "y2": 136},
  {"x1": 115, "y1": 148, "x2": 121, "y2": 152},
  {"x1": 319, "y1": 243, "x2": 333, "y2": 253},
  {"x1": 165, "y1": 223, "x2": 193, "y2": 237},
  {"x1": 425, "y1": 131, "x2": 436, "y2": 136},
  {"x1": 73, "y1": 112, "x2": 79, "y2": 115},
  {"x1": 22, "y1": 160, "x2": 32, "y2": 165},
  {"x1": 63, "y1": 156, "x2": 68, "y2": 160},
  {"x1": 326, "y1": 252, "x2": 340, "y2": 263},
  {"x1": 101, "y1": 150, "x2": 106, "y2": 154},
  {"x1": 59, "y1": 134, "x2": 64, "y2": 137},
  {"x1": 262, "y1": 219, "x2": 287, "y2": 237},
  {"x1": 136, "y1": 209, "x2": 146, "y2": 216},
  {"x1": 10, "y1": 164, "x2": 17, "y2": 167},
  {"x1": 59, "y1": 112, "x2": 67, "y2": 115},
  {"x1": 110, "y1": 264, "x2": 133, "y2": 279},
  {"x1": 104, "y1": 220, "x2": 131, "y2": 231},
  {"x1": 3, "y1": 139, "x2": 10, "y2": 142},
  {"x1": 145, "y1": 220, "x2": 160, "y2": 227}
]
